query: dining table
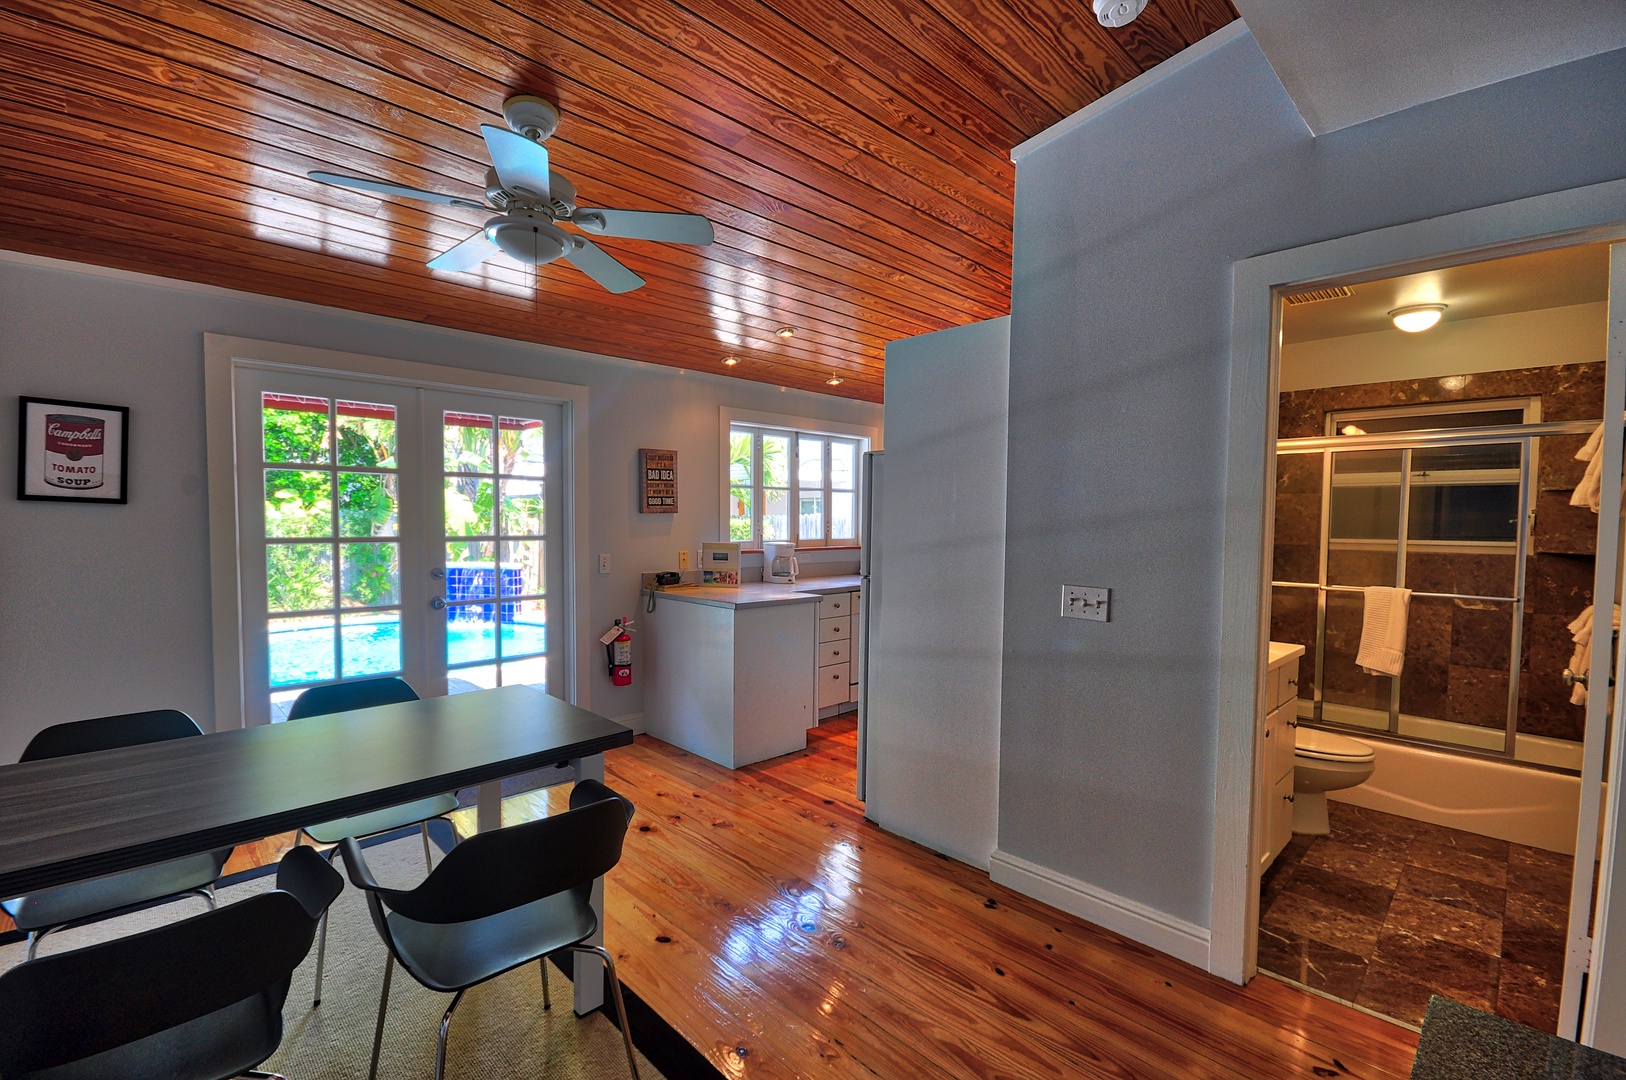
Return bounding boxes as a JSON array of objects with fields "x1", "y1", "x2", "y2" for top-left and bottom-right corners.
[{"x1": 0, "y1": 683, "x2": 633, "y2": 1014}]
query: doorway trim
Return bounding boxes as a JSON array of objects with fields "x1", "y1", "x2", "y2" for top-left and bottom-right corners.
[
  {"x1": 1209, "y1": 178, "x2": 1626, "y2": 999},
  {"x1": 203, "y1": 334, "x2": 591, "y2": 725}
]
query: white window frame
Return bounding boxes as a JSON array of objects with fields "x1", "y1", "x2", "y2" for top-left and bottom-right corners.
[
  {"x1": 204, "y1": 335, "x2": 591, "y2": 726},
  {"x1": 719, "y1": 408, "x2": 876, "y2": 549}
]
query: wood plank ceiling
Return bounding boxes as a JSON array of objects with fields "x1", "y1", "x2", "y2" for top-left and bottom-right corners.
[{"x1": 0, "y1": 0, "x2": 1237, "y2": 400}]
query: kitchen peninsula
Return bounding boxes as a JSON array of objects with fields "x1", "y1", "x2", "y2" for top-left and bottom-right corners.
[{"x1": 642, "y1": 575, "x2": 860, "y2": 768}]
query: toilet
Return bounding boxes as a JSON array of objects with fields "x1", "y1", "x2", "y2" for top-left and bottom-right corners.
[{"x1": 1292, "y1": 727, "x2": 1376, "y2": 834}]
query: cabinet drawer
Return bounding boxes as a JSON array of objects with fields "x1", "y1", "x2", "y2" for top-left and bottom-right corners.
[
  {"x1": 819, "y1": 640, "x2": 851, "y2": 666},
  {"x1": 820, "y1": 592, "x2": 854, "y2": 617},
  {"x1": 818, "y1": 662, "x2": 850, "y2": 707},
  {"x1": 1266, "y1": 703, "x2": 1295, "y2": 783},
  {"x1": 1268, "y1": 771, "x2": 1295, "y2": 866},
  {"x1": 1276, "y1": 657, "x2": 1301, "y2": 710},
  {"x1": 818, "y1": 616, "x2": 851, "y2": 643}
]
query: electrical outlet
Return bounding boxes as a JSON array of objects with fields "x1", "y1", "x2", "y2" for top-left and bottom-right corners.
[
  {"x1": 598, "y1": 553, "x2": 611, "y2": 575},
  {"x1": 678, "y1": 550, "x2": 691, "y2": 570},
  {"x1": 1061, "y1": 585, "x2": 1109, "y2": 622}
]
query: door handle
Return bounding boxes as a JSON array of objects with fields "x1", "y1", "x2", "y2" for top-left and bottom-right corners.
[{"x1": 430, "y1": 596, "x2": 447, "y2": 610}]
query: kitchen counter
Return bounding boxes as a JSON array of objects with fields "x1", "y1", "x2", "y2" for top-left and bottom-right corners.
[{"x1": 647, "y1": 574, "x2": 862, "y2": 610}]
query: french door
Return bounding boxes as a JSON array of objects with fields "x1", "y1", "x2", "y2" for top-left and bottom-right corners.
[{"x1": 231, "y1": 368, "x2": 565, "y2": 724}]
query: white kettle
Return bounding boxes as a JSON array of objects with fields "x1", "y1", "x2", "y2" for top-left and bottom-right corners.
[{"x1": 765, "y1": 541, "x2": 798, "y2": 583}]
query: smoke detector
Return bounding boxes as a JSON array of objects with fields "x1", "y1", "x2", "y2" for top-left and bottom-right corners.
[{"x1": 1094, "y1": 0, "x2": 1147, "y2": 26}]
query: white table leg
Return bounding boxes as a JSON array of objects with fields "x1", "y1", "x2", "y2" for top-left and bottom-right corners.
[
  {"x1": 569, "y1": 752, "x2": 607, "y2": 1015},
  {"x1": 476, "y1": 779, "x2": 503, "y2": 833}
]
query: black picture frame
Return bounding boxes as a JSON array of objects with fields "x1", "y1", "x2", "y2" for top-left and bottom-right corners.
[{"x1": 17, "y1": 396, "x2": 130, "y2": 504}]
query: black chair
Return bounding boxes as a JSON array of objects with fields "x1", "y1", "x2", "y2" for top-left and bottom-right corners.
[
  {"x1": 0, "y1": 709, "x2": 233, "y2": 961},
  {"x1": 339, "y1": 779, "x2": 640, "y2": 1080},
  {"x1": 0, "y1": 844, "x2": 343, "y2": 1080},
  {"x1": 286, "y1": 676, "x2": 459, "y2": 1005}
]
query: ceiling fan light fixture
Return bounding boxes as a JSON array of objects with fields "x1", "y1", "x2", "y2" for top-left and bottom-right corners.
[
  {"x1": 1389, "y1": 303, "x2": 1447, "y2": 333},
  {"x1": 485, "y1": 217, "x2": 570, "y2": 265}
]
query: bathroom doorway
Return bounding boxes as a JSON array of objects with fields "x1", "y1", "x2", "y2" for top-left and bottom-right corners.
[{"x1": 1254, "y1": 241, "x2": 1615, "y2": 1034}]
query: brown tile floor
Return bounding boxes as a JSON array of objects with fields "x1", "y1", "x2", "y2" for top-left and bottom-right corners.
[{"x1": 1258, "y1": 800, "x2": 1573, "y2": 1032}]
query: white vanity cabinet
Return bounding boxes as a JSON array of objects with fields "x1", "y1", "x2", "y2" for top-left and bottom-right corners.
[{"x1": 1258, "y1": 642, "x2": 1305, "y2": 872}]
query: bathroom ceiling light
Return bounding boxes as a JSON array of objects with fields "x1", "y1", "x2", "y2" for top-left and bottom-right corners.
[
  {"x1": 1389, "y1": 304, "x2": 1447, "y2": 333},
  {"x1": 775, "y1": 326, "x2": 796, "y2": 339}
]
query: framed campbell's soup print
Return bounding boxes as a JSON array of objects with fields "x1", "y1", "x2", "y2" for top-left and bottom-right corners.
[{"x1": 17, "y1": 396, "x2": 129, "y2": 504}]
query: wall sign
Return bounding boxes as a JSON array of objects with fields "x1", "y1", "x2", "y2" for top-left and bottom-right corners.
[
  {"x1": 17, "y1": 396, "x2": 130, "y2": 504},
  {"x1": 639, "y1": 448, "x2": 676, "y2": 513}
]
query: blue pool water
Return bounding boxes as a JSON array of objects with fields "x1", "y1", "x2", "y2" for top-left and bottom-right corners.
[{"x1": 269, "y1": 618, "x2": 546, "y2": 686}]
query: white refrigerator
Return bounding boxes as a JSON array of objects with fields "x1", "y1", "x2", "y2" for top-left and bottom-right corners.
[{"x1": 856, "y1": 316, "x2": 1009, "y2": 869}]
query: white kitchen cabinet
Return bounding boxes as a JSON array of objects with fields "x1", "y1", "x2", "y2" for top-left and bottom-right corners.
[
  {"x1": 1257, "y1": 643, "x2": 1304, "y2": 873},
  {"x1": 816, "y1": 589, "x2": 862, "y2": 720}
]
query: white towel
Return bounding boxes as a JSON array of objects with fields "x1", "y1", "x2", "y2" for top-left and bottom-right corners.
[
  {"x1": 1569, "y1": 414, "x2": 1626, "y2": 514},
  {"x1": 1356, "y1": 586, "x2": 1412, "y2": 677},
  {"x1": 1567, "y1": 603, "x2": 1621, "y2": 706}
]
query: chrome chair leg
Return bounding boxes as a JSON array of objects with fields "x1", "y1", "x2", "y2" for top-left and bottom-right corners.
[
  {"x1": 571, "y1": 944, "x2": 640, "y2": 1080},
  {"x1": 368, "y1": 954, "x2": 395, "y2": 1080},
  {"x1": 435, "y1": 988, "x2": 466, "y2": 1080},
  {"x1": 540, "y1": 955, "x2": 551, "y2": 1010},
  {"x1": 241, "y1": 1071, "x2": 287, "y2": 1079},
  {"x1": 421, "y1": 821, "x2": 435, "y2": 871},
  {"x1": 312, "y1": 908, "x2": 330, "y2": 1007},
  {"x1": 24, "y1": 930, "x2": 44, "y2": 962},
  {"x1": 199, "y1": 885, "x2": 218, "y2": 910}
]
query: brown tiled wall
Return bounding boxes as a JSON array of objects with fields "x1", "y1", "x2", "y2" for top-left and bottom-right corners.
[{"x1": 1271, "y1": 363, "x2": 1604, "y2": 744}]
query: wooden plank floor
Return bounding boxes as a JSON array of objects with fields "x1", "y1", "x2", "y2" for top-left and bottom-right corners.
[{"x1": 5, "y1": 716, "x2": 1420, "y2": 1078}]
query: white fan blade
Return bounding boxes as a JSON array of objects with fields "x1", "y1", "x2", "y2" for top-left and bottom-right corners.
[
  {"x1": 571, "y1": 208, "x2": 714, "y2": 246},
  {"x1": 427, "y1": 229, "x2": 502, "y2": 272},
  {"x1": 565, "y1": 237, "x2": 645, "y2": 293},
  {"x1": 480, "y1": 125, "x2": 551, "y2": 202},
  {"x1": 308, "y1": 171, "x2": 487, "y2": 210}
]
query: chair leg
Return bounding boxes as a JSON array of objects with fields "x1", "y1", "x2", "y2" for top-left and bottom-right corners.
[
  {"x1": 368, "y1": 954, "x2": 395, "y2": 1080},
  {"x1": 199, "y1": 885, "x2": 218, "y2": 911},
  {"x1": 24, "y1": 930, "x2": 43, "y2": 962},
  {"x1": 571, "y1": 944, "x2": 640, "y2": 1080},
  {"x1": 421, "y1": 821, "x2": 435, "y2": 871},
  {"x1": 540, "y1": 955, "x2": 551, "y2": 1011},
  {"x1": 435, "y1": 988, "x2": 466, "y2": 1080},
  {"x1": 312, "y1": 908, "x2": 330, "y2": 1007},
  {"x1": 240, "y1": 1071, "x2": 287, "y2": 1079}
]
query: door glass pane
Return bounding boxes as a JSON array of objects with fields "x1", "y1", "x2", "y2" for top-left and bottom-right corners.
[
  {"x1": 831, "y1": 492, "x2": 855, "y2": 539},
  {"x1": 763, "y1": 488, "x2": 789, "y2": 541},
  {"x1": 1320, "y1": 591, "x2": 1390, "y2": 728},
  {"x1": 268, "y1": 543, "x2": 332, "y2": 612},
  {"x1": 339, "y1": 473, "x2": 398, "y2": 536},
  {"x1": 337, "y1": 400, "x2": 396, "y2": 467},
  {"x1": 730, "y1": 430, "x2": 753, "y2": 487},
  {"x1": 501, "y1": 540, "x2": 544, "y2": 595},
  {"x1": 445, "y1": 477, "x2": 494, "y2": 535},
  {"x1": 730, "y1": 486, "x2": 753, "y2": 542},
  {"x1": 501, "y1": 598, "x2": 547, "y2": 658},
  {"x1": 262, "y1": 394, "x2": 330, "y2": 464},
  {"x1": 500, "y1": 478, "x2": 544, "y2": 536},
  {"x1": 501, "y1": 654, "x2": 548, "y2": 690},
  {"x1": 499, "y1": 417, "x2": 545, "y2": 477},
  {"x1": 1408, "y1": 443, "x2": 1521, "y2": 545},
  {"x1": 1327, "y1": 449, "x2": 1402, "y2": 587},
  {"x1": 799, "y1": 436, "x2": 824, "y2": 486},
  {"x1": 340, "y1": 542, "x2": 400, "y2": 607},
  {"x1": 447, "y1": 603, "x2": 498, "y2": 664},
  {"x1": 762, "y1": 434, "x2": 790, "y2": 488},
  {"x1": 447, "y1": 542, "x2": 497, "y2": 599},
  {"x1": 444, "y1": 412, "x2": 494, "y2": 472},
  {"x1": 340, "y1": 611, "x2": 402, "y2": 677},
  {"x1": 831, "y1": 441, "x2": 855, "y2": 490},
  {"x1": 268, "y1": 614, "x2": 335, "y2": 686},
  {"x1": 1398, "y1": 596, "x2": 1510, "y2": 752},
  {"x1": 265, "y1": 471, "x2": 332, "y2": 537},
  {"x1": 800, "y1": 491, "x2": 824, "y2": 540},
  {"x1": 1273, "y1": 452, "x2": 1323, "y2": 585},
  {"x1": 448, "y1": 664, "x2": 499, "y2": 694}
]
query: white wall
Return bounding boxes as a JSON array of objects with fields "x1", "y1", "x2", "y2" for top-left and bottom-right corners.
[
  {"x1": 865, "y1": 317, "x2": 1008, "y2": 868},
  {"x1": 997, "y1": 27, "x2": 1626, "y2": 948},
  {"x1": 0, "y1": 254, "x2": 879, "y2": 762}
]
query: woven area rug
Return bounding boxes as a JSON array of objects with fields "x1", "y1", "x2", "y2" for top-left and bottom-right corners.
[{"x1": 0, "y1": 836, "x2": 664, "y2": 1080}]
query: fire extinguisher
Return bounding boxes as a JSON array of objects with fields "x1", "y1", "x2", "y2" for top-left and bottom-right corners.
[{"x1": 603, "y1": 618, "x2": 634, "y2": 686}]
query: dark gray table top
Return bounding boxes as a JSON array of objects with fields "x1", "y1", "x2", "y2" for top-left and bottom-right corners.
[{"x1": 0, "y1": 685, "x2": 632, "y2": 897}]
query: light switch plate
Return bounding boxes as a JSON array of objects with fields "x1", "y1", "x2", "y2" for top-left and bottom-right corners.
[
  {"x1": 598, "y1": 553, "x2": 611, "y2": 575},
  {"x1": 1061, "y1": 585, "x2": 1109, "y2": 622}
]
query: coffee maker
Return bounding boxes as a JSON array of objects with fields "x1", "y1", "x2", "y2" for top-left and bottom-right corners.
[{"x1": 765, "y1": 541, "x2": 799, "y2": 583}]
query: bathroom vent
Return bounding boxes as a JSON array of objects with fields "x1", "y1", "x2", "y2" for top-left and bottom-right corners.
[{"x1": 1283, "y1": 285, "x2": 1354, "y2": 306}]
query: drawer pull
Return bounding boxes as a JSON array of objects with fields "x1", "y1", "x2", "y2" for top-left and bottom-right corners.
[{"x1": 1286, "y1": 678, "x2": 1298, "y2": 687}]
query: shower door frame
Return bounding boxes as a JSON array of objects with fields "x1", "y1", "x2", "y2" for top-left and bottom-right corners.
[
  {"x1": 1208, "y1": 175, "x2": 1626, "y2": 1050},
  {"x1": 1273, "y1": 420, "x2": 1597, "y2": 764}
]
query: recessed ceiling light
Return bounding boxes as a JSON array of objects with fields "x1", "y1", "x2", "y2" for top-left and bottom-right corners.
[
  {"x1": 775, "y1": 326, "x2": 796, "y2": 339},
  {"x1": 826, "y1": 376, "x2": 844, "y2": 386},
  {"x1": 722, "y1": 355, "x2": 740, "y2": 366},
  {"x1": 1389, "y1": 304, "x2": 1447, "y2": 333}
]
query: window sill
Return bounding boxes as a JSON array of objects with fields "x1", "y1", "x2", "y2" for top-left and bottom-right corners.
[{"x1": 740, "y1": 544, "x2": 863, "y2": 553}]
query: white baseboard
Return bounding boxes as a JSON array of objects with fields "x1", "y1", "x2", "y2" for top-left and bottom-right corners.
[
  {"x1": 609, "y1": 711, "x2": 646, "y2": 735},
  {"x1": 989, "y1": 850, "x2": 1211, "y2": 971}
]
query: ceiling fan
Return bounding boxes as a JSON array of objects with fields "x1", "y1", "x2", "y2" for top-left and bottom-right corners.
[{"x1": 307, "y1": 95, "x2": 714, "y2": 294}]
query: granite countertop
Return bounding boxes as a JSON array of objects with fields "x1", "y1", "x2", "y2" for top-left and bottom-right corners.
[{"x1": 648, "y1": 575, "x2": 861, "y2": 610}]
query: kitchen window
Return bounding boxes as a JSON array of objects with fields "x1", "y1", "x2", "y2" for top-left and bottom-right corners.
[{"x1": 728, "y1": 422, "x2": 865, "y2": 547}]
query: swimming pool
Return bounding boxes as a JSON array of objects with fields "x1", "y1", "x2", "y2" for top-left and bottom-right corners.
[{"x1": 269, "y1": 618, "x2": 547, "y2": 686}]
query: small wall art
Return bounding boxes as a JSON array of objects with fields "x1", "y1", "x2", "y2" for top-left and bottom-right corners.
[
  {"x1": 639, "y1": 448, "x2": 676, "y2": 513},
  {"x1": 17, "y1": 396, "x2": 130, "y2": 504}
]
